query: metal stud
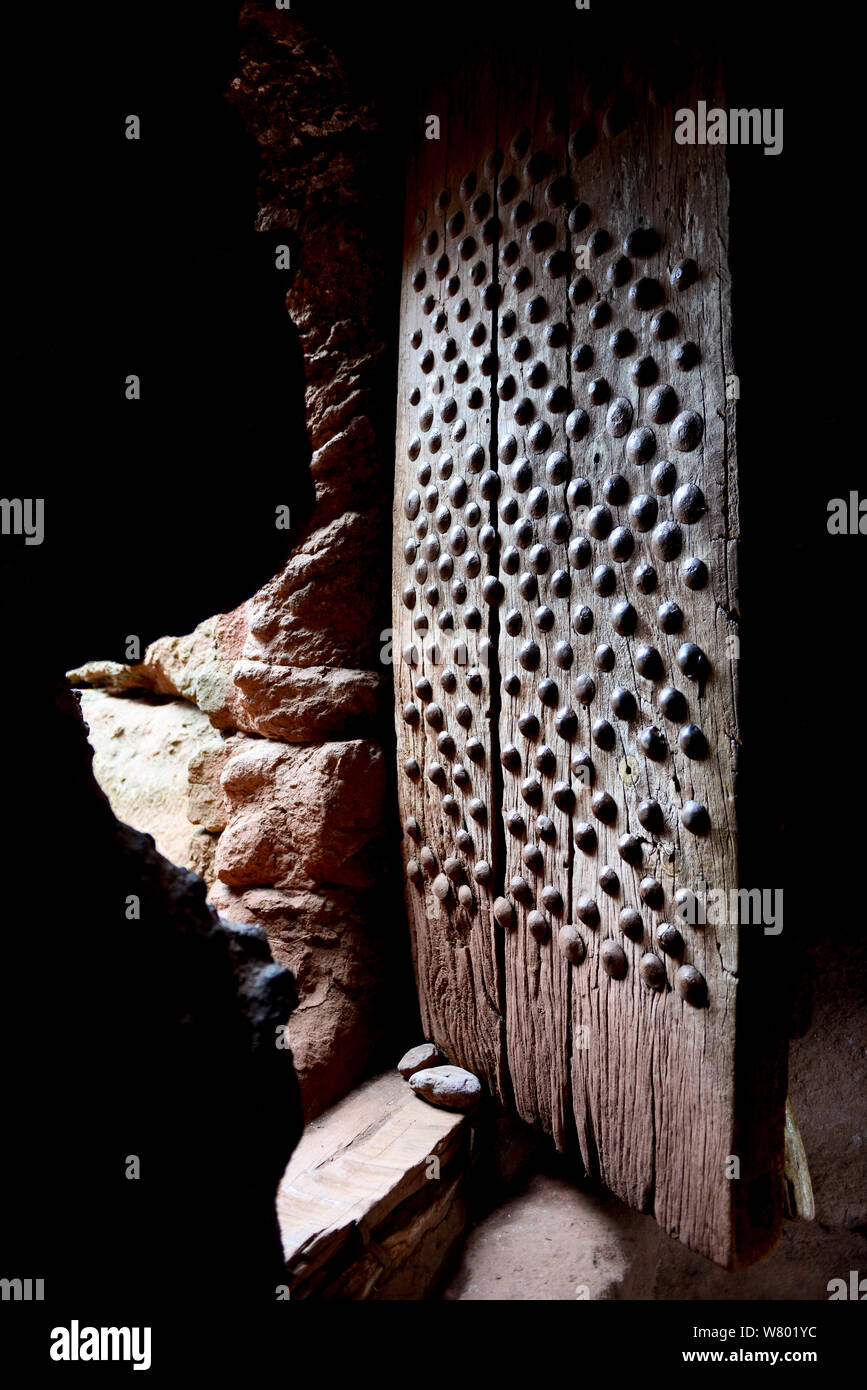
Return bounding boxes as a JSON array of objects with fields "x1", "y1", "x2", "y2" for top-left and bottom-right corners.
[
  {"x1": 681, "y1": 800, "x2": 709, "y2": 834},
  {"x1": 574, "y1": 821, "x2": 597, "y2": 853},
  {"x1": 620, "y1": 906, "x2": 644, "y2": 940},
  {"x1": 558, "y1": 925, "x2": 586, "y2": 964},
  {"x1": 652, "y1": 520, "x2": 683, "y2": 562},
  {"x1": 493, "y1": 897, "x2": 516, "y2": 929},
  {"x1": 639, "y1": 876, "x2": 664, "y2": 908},
  {"x1": 576, "y1": 894, "x2": 600, "y2": 926},
  {"x1": 639, "y1": 952, "x2": 667, "y2": 989},
  {"x1": 657, "y1": 922, "x2": 684, "y2": 955},
  {"x1": 669, "y1": 410, "x2": 703, "y2": 452},
  {"x1": 682, "y1": 557, "x2": 708, "y2": 590},
  {"x1": 591, "y1": 790, "x2": 617, "y2": 823},
  {"x1": 601, "y1": 940, "x2": 627, "y2": 979},
  {"x1": 599, "y1": 865, "x2": 620, "y2": 895},
  {"x1": 657, "y1": 600, "x2": 683, "y2": 634},
  {"x1": 678, "y1": 723, "x2": 707, "y2": 758},
  {"x1": 676, "y1": 963, "x2": 707, "y2": 1005},
  {"x1": 626, "y1": 426, "x2": 656, "y2": 466}
]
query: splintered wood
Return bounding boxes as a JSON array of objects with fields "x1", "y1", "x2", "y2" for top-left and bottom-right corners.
[{"x1": 392, "y1": 50, "x2": 783, "y2": 1268}]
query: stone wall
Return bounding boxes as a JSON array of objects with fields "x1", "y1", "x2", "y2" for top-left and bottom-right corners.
[{"x1": 68, "y1": 3, "x2": 410, "y2": 1122}]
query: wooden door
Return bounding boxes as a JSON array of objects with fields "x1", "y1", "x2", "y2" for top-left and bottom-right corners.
[{"x1": 392, "y1": 42, "x2": 785, "y2": 1268}]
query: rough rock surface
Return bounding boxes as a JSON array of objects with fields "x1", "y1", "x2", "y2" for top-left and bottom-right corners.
[
  {"x1": 410, "y1": 1066, "x2": 483, "y2": 1113},
  {"x1": 66, "y1": 4, "x2": 407, "y2": 1123},
  {"x1": 79, "y1": 689, "x2": 241, "y2": 880},
  {"x1": 398, "y1": 1043, "x2": 443, "y2": 1079}
]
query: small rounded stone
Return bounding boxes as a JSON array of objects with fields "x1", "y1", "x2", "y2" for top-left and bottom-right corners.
[
  {"x1": 601, "y1": 940, "x2": 628, "y2": 979},
  {"x1": 681, "y1": 800, "x2": 710, "y2": 834},
  {"x1": 558, "y1": 925, "x2": 586, "y2": 964},
  {"x1": 640, "y1": 953, "x2": 667, "y2": 989}
]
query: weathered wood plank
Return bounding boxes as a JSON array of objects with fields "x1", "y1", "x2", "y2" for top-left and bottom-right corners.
[{"x1": 393, "y1": 41, "x2": 784, "y2": 1267}]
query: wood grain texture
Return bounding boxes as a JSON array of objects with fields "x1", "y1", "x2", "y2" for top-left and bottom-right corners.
[{"x1": 392, "y1": 44, "x2": 784, "y2": 1268}]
